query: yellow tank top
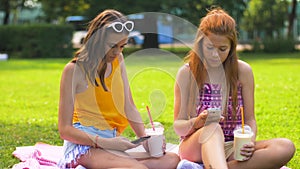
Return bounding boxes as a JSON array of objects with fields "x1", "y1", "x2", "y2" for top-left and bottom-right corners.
[{"x1": 73, "y1": 58, "x2": 128, "y2": 134}]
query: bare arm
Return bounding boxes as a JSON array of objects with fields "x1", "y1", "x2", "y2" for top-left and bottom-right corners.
[
  {"x1": 173, "y1": 65, "x2": 204, "y2": 137},
  {"x1": 119, "y1": 54, "x2": 146, "y2": 137},
  {"x1": 58, "y1": 63, "x2": 97, "y2": 146},
  {"x1": 238, "y1": 60, "x2": 257, "y2": 142}
]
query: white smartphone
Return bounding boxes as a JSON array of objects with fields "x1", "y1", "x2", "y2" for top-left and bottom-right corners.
[{"x1": 205, "y1": 108, "x2": 222, "y2": 125}]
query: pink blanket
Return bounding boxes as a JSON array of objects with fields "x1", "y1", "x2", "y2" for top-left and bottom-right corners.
[
  {"x1": 12, "y1": 142, "x2": 290, "y2": 169},
  {"x1": 12, "y1": 142, "x2": 178, "y2": 169},
  {"x1": 12, "y1": 142, "x2": 63, "y2": 169}
]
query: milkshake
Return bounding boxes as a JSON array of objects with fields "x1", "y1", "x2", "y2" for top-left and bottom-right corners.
[
  {"x1": 145, "y1": 122, "x2": 164, "y2": 157},
  {"x1": 233, "y1": 125, "x2": 253, "y2": 161}
]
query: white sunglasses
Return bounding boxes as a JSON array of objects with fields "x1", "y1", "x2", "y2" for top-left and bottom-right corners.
[{"x1": 108, "y1": 21, "x2": 134, "y2": 32}]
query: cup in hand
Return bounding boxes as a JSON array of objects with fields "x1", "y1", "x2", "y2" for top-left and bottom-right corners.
[
  {"x1": 233, "y1": 125, "x2": 253, "y2": 161},
  {"x1": 145, "y1": 122, "x2": 164, "y2": 157}
]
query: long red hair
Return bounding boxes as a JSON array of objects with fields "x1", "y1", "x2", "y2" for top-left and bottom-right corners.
[{"x1": 185, "y1": 7, "x2": 239, "y2": 118}]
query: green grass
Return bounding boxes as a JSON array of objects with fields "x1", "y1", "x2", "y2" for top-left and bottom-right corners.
[
  {"x1": 239, "y1": 53, "x2": 300, "y2": 168},
  {"x1": 0, "y1": 50, "x2": 299, "y2": 168}
]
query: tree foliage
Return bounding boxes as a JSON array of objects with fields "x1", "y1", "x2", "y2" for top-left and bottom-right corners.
[
  {"x1": 2, "y1": 0, "x2": 296, "y2": 47},
  {"x1": 37, "y1": 0, "x2": 248, "y2": 29},
  {"x1": 65, "y1": 0, "x2": 246, "y2": 48},
  {"x1": 0, "y1": 0, "x2": 29, "y2": 24},
  {"x1": 162, "y1": 0, "x2": 247, "y2": 26},
  {"x1": 40, "y1": 0, "x2": 89, "y2": 22},
  {"x1": 242, "y1": 0, "x2": 289, "y2": 39},
  {"x1": 83, "y1": 0, "x2": 163, "y2": 19}
]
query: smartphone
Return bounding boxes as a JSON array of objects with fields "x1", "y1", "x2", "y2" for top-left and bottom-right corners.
[
  {"x1": 205, "y1": 108, "x2": 222, "y2": 125},
  {"x1": 131, "y1": 136, "x2": 151, "y2": 144}
]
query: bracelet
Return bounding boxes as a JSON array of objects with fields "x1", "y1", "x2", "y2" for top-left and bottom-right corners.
[{"x1": 94, "y1": 135, "x2": 99, "y2": 148}]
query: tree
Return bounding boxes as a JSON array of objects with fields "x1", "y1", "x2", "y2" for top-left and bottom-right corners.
[
  {"x1": 38, "y1": 0, "x2": 248, "y2": 48},
  {"x1": 0, "y1": 0, "x2": 10, "y2": 24},
  {"x1": 242, "y1": 0, "x2": 289, "y2": 39},
  {"x1": 161, "y1": 0, "x2": 247, "y2": 27},
  {"x1": 83, "y1": 0, "x2": 162, "y2": 48},
  {"x1": 288, "y1": 0, "x2": 298, "y2": 37},
  {"x1": 40, "y1": 0, "x2": 89, "y2": 23},
  {"x1": 0, "y1": 0, "x2": 27, "y2": 25}
]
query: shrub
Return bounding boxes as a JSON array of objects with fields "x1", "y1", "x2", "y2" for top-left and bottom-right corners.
[
  {"x1": 262, "y1": 37, "x2": 296, "y2": 53},
  {"x1": 0, "y1": 24, "x2": 74, "y2": 58}
]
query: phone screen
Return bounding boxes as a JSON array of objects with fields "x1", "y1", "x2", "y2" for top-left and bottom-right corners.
[{"x1": 205, "y1": 108, "x2": 222, "y2": 125}]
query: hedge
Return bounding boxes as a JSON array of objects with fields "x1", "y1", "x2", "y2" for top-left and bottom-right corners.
[
  {"x1": 0, "y1": 24, "x2": 74, "y2": 58},
  {"x1": 262, "y1": 37, "x2": 296, "y2": 53}
]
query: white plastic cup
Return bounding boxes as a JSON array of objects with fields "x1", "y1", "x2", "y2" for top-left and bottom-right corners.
[
  {"x1": 145, "y1": 122, "x2": 164, "y2": 157},
  {"x1": 233, "y1": 125, "x2": 253, "y2": 161}
]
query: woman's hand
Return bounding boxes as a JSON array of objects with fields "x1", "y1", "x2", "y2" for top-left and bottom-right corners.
[
  {"x1": 193, "y1": 110, "x2": 224, "y2": 130},
  {"x1": 142, "y1": 139, "x2": 149, "y2": 152},
  {"x1": 193, "y1": 110, "x2": 208, "y2": 129},
  {"x1": 240, "y1": 141, "x2": 255, "y2": 161},
  {"x1": 97, "y1": 136, "x2": 138, "y2": 151},
  {"x1": 142, "y1": 135, "x2": 166, "y2": 154}
]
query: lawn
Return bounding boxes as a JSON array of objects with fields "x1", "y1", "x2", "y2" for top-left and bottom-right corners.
[{"x1": 0, "y1": 50, "x2": 299, "y2": 168}]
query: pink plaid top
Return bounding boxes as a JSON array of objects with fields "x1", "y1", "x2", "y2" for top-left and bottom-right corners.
[{"x1": 196, "y1": 83, "x2": 243, "y2": 141}]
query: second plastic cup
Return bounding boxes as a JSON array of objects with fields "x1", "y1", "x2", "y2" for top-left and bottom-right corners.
[
  {"x1": 145, "y1": 122, "x2": 164, "y2": 157},
  {"x1": 233, "y1": 125, "x2": 253, "y2": 161}
]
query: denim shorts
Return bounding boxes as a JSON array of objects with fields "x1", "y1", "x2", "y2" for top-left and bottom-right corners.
[{"x1": 57, "y1": 123, "x2": 117, "y2": 168}]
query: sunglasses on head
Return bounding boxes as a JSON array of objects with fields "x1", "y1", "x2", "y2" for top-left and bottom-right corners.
[{"x1": 108, "y1": 21, "x2": 134, "y2": 33}]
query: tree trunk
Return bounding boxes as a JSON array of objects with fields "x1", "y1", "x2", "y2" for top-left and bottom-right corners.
[
  {"x1": 288, "y1": 0, "x2": 297, "y2": 37},
  {"x1": 142, "y1": 33, "x2": 159, "y2": 49},
  {"x1": 140, "y1": 13, "x2": 159, "y2": 49},
  {"x1": 3, "y1": 0, "x2": 10, "y2": 25}
]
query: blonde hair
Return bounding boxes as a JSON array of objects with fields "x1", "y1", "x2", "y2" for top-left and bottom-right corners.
[{"x1": 73, "y1": 9, "x2": 128, "y2": 91}]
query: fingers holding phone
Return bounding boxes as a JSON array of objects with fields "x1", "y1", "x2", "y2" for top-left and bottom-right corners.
[
  {"x1": 131, "y1": 136, "x2": 151, "y2": 144},
  {"x1": 193, "y1": 111, "x2": 208, "y2": 129},
  {"x1": 205, "y1": 108, "x2": 222, "y2": 126},
  {"x1": 194, "y1": 108, "x2": 223, "y2": 129}
]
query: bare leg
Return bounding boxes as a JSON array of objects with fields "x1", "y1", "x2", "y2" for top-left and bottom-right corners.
[
  {"x1": 139, "y1": 152, "x2": 180, "y2": 169},
  {"x1": 201, "y1": 124, "x2": 228, "y2": 169},
  {"x1": 78, "y1": 148, "x2": 148, "y2": 169},
  {"x1": 228, "y1": 138, "x2": 295, "y2": 169},
  {"x1": 179, "y1": 123, "x2": 228, "y2": 169}
]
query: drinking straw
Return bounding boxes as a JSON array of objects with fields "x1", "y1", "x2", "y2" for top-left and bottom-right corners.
[
  {"x1": 241, "y1": 106, "x2": 245, "y2": 134},
  {"x1": 146, "y1": 106, "x2": 155, "y2": 131}
]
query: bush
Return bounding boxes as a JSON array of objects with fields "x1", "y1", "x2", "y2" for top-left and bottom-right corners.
[
  {"x1": 0, "y1": 24, "x2": 74, "y2": 58},
  {"x1": 251, "y1": 39, "x2": 263, "y2": 53},
  {"x1": 123, "y1": 46, "x2": 190, "y2": 58},
  {"x1": 262, "y1": 37, "x2": 296, "y2": 53}
]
